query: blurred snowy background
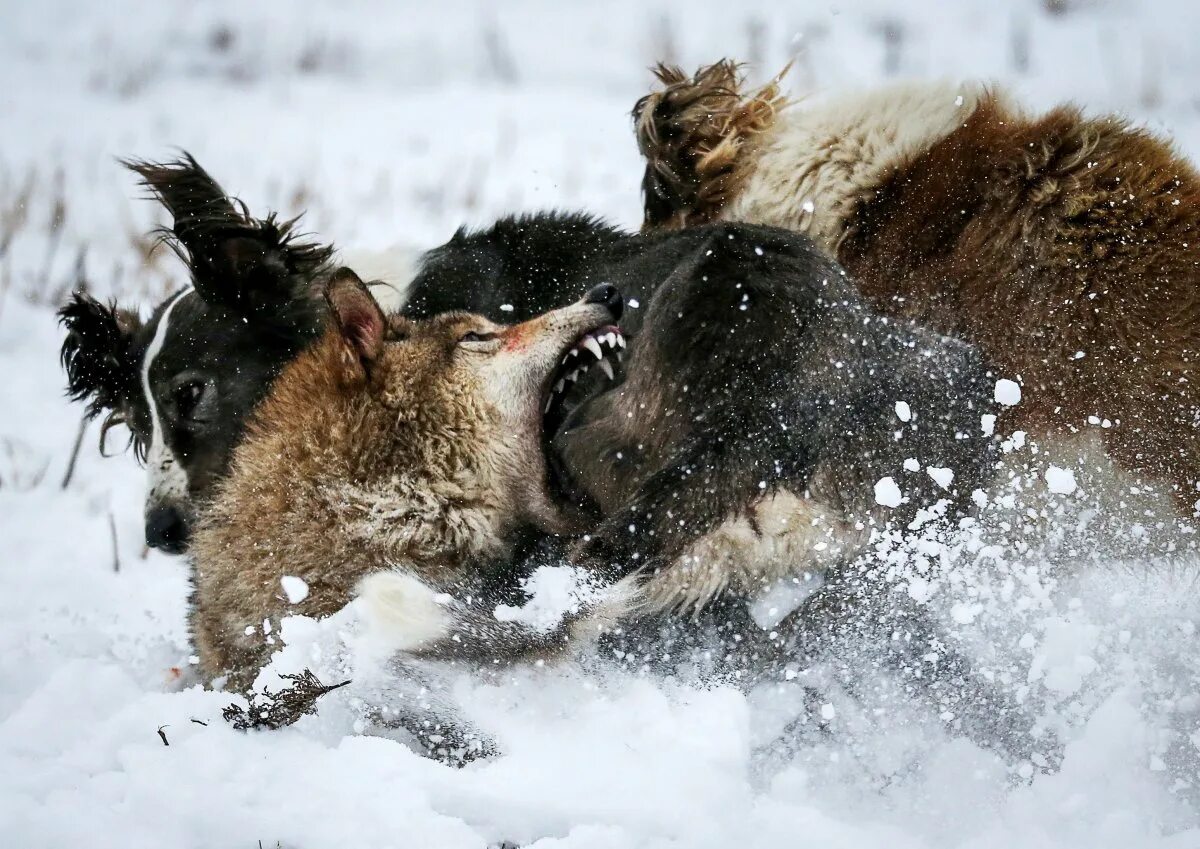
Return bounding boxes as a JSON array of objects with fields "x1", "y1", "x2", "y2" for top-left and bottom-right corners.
[{"x1": 2, "y1": 1, "x2": 1200, "y2": 847}]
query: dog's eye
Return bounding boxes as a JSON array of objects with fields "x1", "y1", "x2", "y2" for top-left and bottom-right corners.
[
  {"x1": 174, "y1": 381, "x2": 207, "y2": 420},
  {"x1": 459, "y1": 331, "x2": 497, "y2": 344}
]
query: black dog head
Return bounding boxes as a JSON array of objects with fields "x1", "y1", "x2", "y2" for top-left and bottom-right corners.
[
  {"x1": 404, "y1": 212, "x2": 628, "y2": 322},
  {"x1": 59, "y1": 154, "x2": 331, "y2": 553}
]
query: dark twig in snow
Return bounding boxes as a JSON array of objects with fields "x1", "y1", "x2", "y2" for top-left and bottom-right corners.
[
  {"x1": 59, "y1": 416, "x2": 87, "y2": 490},
  {"x1": 222, "y1": 670, "x2": 350, "y2": 731},
  {"x1": 108, "y1": 508, "x2": 120, "y2": 573},
  {"x1": 157, "y1": 725, "x2": 169, "y2": 746}
]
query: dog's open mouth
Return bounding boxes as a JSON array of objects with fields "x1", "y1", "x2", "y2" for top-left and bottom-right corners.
[{"x1": 541, "y1": 324, "x2": 625, "y2": 508}]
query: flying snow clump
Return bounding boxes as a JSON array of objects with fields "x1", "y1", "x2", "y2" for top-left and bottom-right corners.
[
  {"x1": 874, "y1": 476, "x2": 903, "y2": 507},
  {"x1": 280, "y1": 576, "x2": 310, "y2": 604},
  {"x1": 1045, "y1": 465, "x2": 1078, "y2": 495},
  {"x1": 994, "y1": 378, "x2": 1022, "y2": 406}
]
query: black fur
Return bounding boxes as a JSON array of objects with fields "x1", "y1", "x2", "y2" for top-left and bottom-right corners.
[
  {"x1": 405, "y1": 212, "x2": 629, "y2": 320},
  {"x1": 124, "y1": 154, "x2": 330, "y2": 337},
  {"x1": 563, "y1": 225, "x2": 993, "y2": 576},
  {"x1": 58, "y1": 293, "x2": 141, "y2": 421}
]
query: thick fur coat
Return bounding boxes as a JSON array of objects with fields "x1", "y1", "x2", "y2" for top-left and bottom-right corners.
[
  {"x1": 635, "y1": 63, "x2": 1200, "y2": 514},
  {"x1": 190, "y1": 271, "x2": 621, "y2": 690}
]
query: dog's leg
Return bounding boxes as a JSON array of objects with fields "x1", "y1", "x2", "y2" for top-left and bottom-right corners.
[
  {"x1": 358, "y1": 570, "x2": 641, "y2": 666},
  {"x1": 777, "y1": 565, "x2": 1058, "y2": 768}
]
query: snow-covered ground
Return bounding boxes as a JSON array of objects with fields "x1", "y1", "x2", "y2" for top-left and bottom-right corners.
[{"x1": 3, "y1": 1, "x2": 1200, "y2": 846}]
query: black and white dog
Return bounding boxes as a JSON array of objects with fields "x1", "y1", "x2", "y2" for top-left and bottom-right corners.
[{"x1": 60, "y1": 156, "x2": 409, "y2": 552}]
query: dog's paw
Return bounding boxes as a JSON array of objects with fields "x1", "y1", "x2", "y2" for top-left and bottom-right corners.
[{"x1": 357, "y1": 571, "x2": 453, "y2": 652}]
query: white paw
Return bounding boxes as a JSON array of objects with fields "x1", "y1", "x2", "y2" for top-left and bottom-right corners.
[{"x1": 357, "y1": 570, "x2": 451, "y2": 651}]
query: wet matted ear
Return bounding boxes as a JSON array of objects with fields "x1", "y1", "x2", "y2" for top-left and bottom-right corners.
[
  {"x1": 58, "y1": 292, "x2": 141, "y2": 418},
  {"x1": 123, "y1": 152, "x2": 330, "y2": 341},
  {"x1": 325, "y1": 267, "x2": 386, "y2": 366}
]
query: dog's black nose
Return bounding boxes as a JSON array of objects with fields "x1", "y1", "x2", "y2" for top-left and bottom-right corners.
[
  {"x1": 146, "y1": 505, "x2": 190, "y2": 554},
  {"x1": 585, "y1": 283, "x2": 624, "y2": 321}
]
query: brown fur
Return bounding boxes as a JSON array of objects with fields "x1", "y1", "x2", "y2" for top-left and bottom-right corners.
[
  {"x1": 636, "y1": 68, "x2": 1200, "y2": 512},
  {"x1": 634, "y1": 60, "x2": 787, "y2": 229},
  {"x1": 190, "y1": 272, "x2": 614, "y2": 690}
]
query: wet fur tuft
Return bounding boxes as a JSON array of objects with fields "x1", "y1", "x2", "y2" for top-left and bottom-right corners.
[
  {"x1": 123, "y1": 153, "x2": 331, "y2": 340},
  {"x1": 57, "y1": 292, "x2": 140, "y2": 419},
  {"x1": 633, "y1": 60, "x2": 787, "y2": 229}
]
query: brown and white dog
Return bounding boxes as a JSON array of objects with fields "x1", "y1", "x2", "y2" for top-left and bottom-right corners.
[{"x1": 634, "y1": 61, "x2": 1200, "y2": 517}]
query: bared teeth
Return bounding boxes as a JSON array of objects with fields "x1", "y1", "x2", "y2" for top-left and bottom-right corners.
[
  {"x1": 616, "y1": 351, "x2": 624, "y2": 364},
  {"x1": 544, "y1": 397, "x2": 553, "y2": 413},
  {"x1": 567, "y1": 369, "x2": 581, "y2": 383},
  {"x1": 582, "y1": 337, "x2": 604, "y2": 360},
  {"x1": 615, "y1": 334, "x2": 626, "y2": 349},
  {"x1": 553, "y1": 379, "x2": 565, "y2": 394},
  {"x1": 598, "y1": 359, "x2": 615, "y2": 380}
]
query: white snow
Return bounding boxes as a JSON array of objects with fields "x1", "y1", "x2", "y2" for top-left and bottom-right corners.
[
  {"x1": 493, "y1": 566, "x2": 599, "y2": 633},
  {"x1": 926, "y1": 466, "x2": 954, "y2": 489},
  {"x1": 895, "y1": 400, "x2": 912, "y2": 422},
  {"x1": 1046, "y1": 465, "x2": 1079, "y2": 495},
  {"x1": 994, "y1": 378, "x2": 1022, "y2": 406},
  {"x1": 280, "y1": 576, "x2": 311, "y2": 605},
  {"x1": 4, "y1": 2, "x2": 1200, "y2": 847},
  {"x1": 874, "y1": 476, "x2": 904, "y2": 507},
  {"x1": 981, "y1": 413, "x2": 997, "y2": 436}
]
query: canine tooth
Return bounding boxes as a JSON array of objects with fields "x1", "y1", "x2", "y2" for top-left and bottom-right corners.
[
  {"x1": 583, "y1": 337, "x2": 604, "y2": 360},
  {"x1": 544, "y1": 397, "x2": 554, "y2": 413},
  {"x1": 615, "y1": 334, "x2": 626, "y2": 349},
  {"x1": 617, "y1": 352, "x2": 624, "y2": 364},
  {"x1": 599, "y1": 359, "x2": 615, "y2": 380}
]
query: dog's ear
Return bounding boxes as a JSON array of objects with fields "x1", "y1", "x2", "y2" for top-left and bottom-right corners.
[
  {"x1": 58, "y1": 293, "x2": 141, "y2": 419},
  {"x1": 123, "y1": 153, "x2": 330, "y2": 340},
  {"x1": 326, "y1": 267, "x2": 385, "y2": 370}
]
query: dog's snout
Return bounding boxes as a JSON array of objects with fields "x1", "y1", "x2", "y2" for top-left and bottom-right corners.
[
  {"x1": 145, "y1": 505, "x2": 191, "y2": 554},
  {"x1": 585, "y1": 283, "x2": 624, "y2": 321}
]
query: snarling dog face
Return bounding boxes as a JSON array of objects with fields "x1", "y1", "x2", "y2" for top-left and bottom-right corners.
[
  {"x1": 322, "y1": 274, "x2": 626, "y2": 538},
  {"x1": 58, "y1": 155, "x2": 329, "y2": 553}
]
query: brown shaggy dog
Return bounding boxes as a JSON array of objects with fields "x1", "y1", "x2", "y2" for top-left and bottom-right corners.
[
  {"x1": 189, "y1": 270, "x2": 624, "y2": 691},
  {"x1": 634, "y1": 61, "x2": 1200, "y2": 515}
]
